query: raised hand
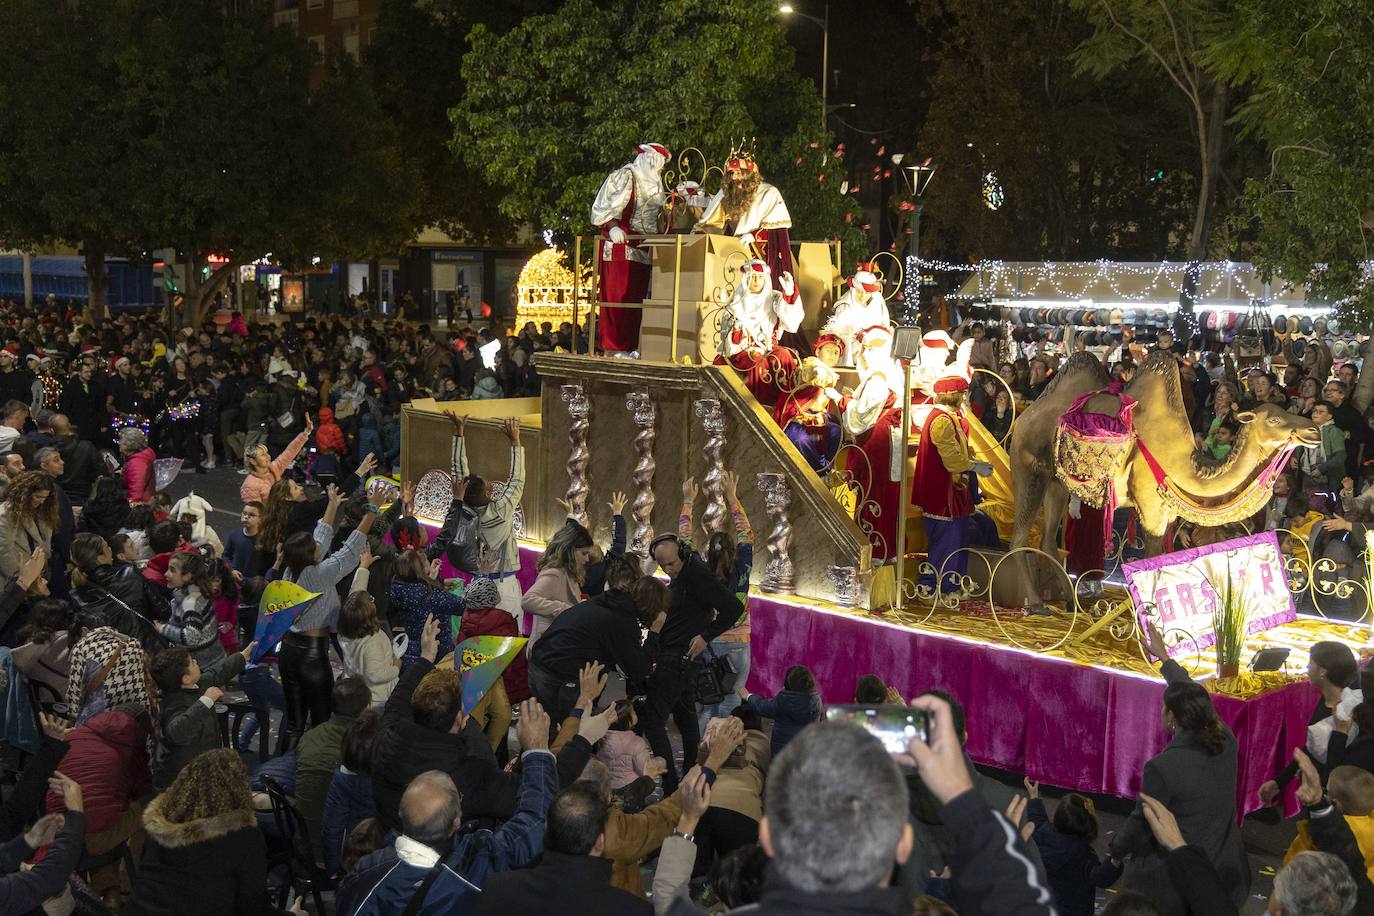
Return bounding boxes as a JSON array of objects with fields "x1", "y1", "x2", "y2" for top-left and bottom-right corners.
[
  {"x1": 325, "y1": 483, "x2": 342, "y2": 509},
  {"x1": 1142, "y1": 618, "x2": 1170, "y2": 662},
  {"x1": 555, "y1": 496, "x2": 574, "y2": 515},
  {"x1": 1294, "y1": 749, "x2": 1324, "y2": 807},
  {"x1": 503, "y1": 417, "x2": 521, "y2": 444},
  {"x1": 722, "y1": 470, "x2": 739, "y2": 501},
  {"x1": 608, "y1": 491, "x2": 628, "y2": 516},
  {"x1": 304, "y1": 414, "x2": 314, "y2": 437},
  {"x1": 359, "y1": 543, "x2": 376, "y2": 569},
  {"x1": 578, "y1": 661, "x2": 607, "y2": 708},
  {"x1": 679, "y1": 766, "x2": 712, "y2": 826},
  {"x1": 682, "y1": 477, "x2": 698, "y2": 503},
  {"x1": 516, "y1": 698, "x2": 551, "y2": 752},
  {"x1": 402, "y1": 481, "x2": 416, "y2": 512},
  {"x1": 420, "y1": 613, "x2": 440, "y2": 662},
  {"x1": 203, "y1": 686, "x2": 224, "y2": 704},
  {"x1": 357, "y1": 453, "x2": 378, "y2": 477},
  {"x1": 1023, "y1": 777, "x2": 1040, "y2": 800},
  {"x1": 905, "y1": 694, "x2": 976, "y2": 803},
  {"x1": 240, "y1": 641, "x2": 259, "y2": 662},
  {"x1": 448, "y1": 413, "x2": 466, "y2": 436},
  {"x1": 1004, "y1": 794, "x2": 1034, "y2": 843}
]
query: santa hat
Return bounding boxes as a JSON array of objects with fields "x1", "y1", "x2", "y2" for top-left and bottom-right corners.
[
  {"x1": 80, "y1": 344, "x2": 98, "y2": 354},
  {"x1": 849, "y1": 262, "x2": 882, "y2": 294},
  {"x1": 814, "y1": 333, "x2": 846, "y2": 357},
  {"x1": 744, "y1": 259, "x2": 770, "y2": 276},
  {"x1": 24, "y1": 352, "x2": 39, "y2": 365},
  {"x1": 112, "y1": 355, "x2": 130, "y2": 371},
  {"x1": 637, "y1": 142, "x2": 670, "y2": 160},
  {"x1": 0, "y1": 347, "x2": 16, "y2": 359}
]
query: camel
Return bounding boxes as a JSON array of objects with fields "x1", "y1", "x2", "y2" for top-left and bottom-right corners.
[{"x1": 1008, "y1": 351, "x2": 1319, "y2": 603}]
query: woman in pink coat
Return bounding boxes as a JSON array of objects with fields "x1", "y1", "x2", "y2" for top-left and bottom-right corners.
[
  {"x1": 119, "y1": 428, "x2": 157, "y2": 505},
  {"x1": 239, "y1": 416, "x2": 311, "y2": 505},
  {"x1": 520, "y1": 519, "x2": 593, "y2": 650}
]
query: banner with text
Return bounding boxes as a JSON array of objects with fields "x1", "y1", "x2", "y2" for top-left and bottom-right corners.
[{"x1": 1122, "y1": 531, "x2": 1295, "y2": 657}]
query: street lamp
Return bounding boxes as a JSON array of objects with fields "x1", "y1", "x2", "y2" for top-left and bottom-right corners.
[
  {"x1": 895, "y1": 155, "x2": 936, "y2": 324},
  {"x1": 778, "y1": 2, "x2": 829, "y2": 133}
]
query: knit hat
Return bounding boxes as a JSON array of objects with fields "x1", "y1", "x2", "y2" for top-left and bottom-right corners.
[{"x1": 463, "y1": 577, "x2": 500, "y2": 611}]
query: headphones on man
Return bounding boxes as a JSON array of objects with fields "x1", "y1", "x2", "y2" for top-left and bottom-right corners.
[{"x1": 648, "y1": 533, "x2": 691, "y2": 563}]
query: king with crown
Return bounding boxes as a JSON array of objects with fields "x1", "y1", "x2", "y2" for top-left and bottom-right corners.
[{"x1": 695, "y1": 141, "x2": 797, "y2": 299}]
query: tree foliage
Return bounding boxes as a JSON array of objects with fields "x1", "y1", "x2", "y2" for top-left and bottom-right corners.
[
  {"x1": 911, "y1": 0, "x2": 1202, "y2": 263},
  {"x1": 0, "y1": 0, "x2": 418, "y2": 321},
  {"x1": 452, "y1": 0, "x2": 863, "y2": 262},
  {"x1": 1221, "y1": 0, "x2": 1374, "y2": 322}
]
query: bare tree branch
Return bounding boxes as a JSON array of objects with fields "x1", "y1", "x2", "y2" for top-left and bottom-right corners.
[{"x1": 1096, "y1": 0, "x2": 1199, "y2": 110}]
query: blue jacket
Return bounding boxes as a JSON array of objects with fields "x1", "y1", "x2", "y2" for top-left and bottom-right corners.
[
  {"x1": 321, "y1": 768, "x2": 376, "y2": 876},
  {"x1": 1025, "y1": 798, "x2": 1122, "y2": 916},
  {"x1": 336, "y1": 749, "x2": 556, "y2": 916},
  {"x1": 744, "y1": 689, "x2": 821, "y2": 756}
]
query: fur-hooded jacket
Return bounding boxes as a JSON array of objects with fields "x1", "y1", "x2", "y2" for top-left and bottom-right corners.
[{"x1": 129, "y1": 793, "x2": 271, "y2": 915}]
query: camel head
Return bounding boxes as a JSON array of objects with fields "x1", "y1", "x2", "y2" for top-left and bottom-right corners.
[{"x1": 1234, "y1": 404, "x2": 1321, "y2": 451}]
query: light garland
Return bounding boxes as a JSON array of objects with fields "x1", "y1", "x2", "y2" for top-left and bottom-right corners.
[
  {"x1": 156, "y1": 401, "x2": 201, "y2": 424},
  {"x1": 111, "y1": 413, "x2": 151, "y2": 435}
]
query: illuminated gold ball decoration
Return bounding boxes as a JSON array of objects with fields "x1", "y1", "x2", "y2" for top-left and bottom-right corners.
[{"x1": 516, "y1": 248, "x2": 592, "y2": 329}]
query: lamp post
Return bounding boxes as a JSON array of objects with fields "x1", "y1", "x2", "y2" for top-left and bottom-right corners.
[
  {"x1": 891, "y1": 153, "x2": 936, "y2": 325},
  {"x1": 779, "y1": 2, "x2": 829, "y2": 133}
]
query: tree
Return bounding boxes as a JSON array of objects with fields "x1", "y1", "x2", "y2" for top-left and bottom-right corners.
[
  {"x1": 453, "y1": 0, "x2": 863, "y2": 261},
  {"x1": 1220, "y1": 0, "x2": 1374, "y2": 337},
  {"x1": 910, "y1": 0, "x2": 1201, "y2": 264},
  {"x1": 0, "y1": 0, "x2": 421, "y2": 326},
  {"x1": 1068, "y1": 0, "x2": 1240, "y2": 262},
  {"x1": 364, "y1": 0, "x2": 539, "y2": 244}
]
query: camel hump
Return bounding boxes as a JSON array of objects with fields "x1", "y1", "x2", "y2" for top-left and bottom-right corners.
[{"x1": 1082, "y1": 392, "x2": 1124, "y2": 417}]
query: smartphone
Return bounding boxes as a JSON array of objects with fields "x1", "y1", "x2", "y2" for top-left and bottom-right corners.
[{"x1": 825, "y1": 704, "x2": 930, "y2": 754}]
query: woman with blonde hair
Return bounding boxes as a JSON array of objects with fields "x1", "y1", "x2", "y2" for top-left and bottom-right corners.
[
  {"x1": 0, "y1": 470, "x2": 57, "y2": 579},
  {"x1": 521, "y1": 518, "x2": 594, "y2": 651},
  {"x1": 125, "y1": 749, "x2": 274, "y2": 914}
]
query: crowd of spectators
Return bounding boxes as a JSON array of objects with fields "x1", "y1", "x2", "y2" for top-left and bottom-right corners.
[{"x1": 0, "y1": 298, "x2": 1364, "y2": 915}]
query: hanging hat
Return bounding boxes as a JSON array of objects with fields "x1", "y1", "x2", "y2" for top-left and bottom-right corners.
[
  {"x1": 637, "y1": 142, "x2": 670, "y2": 160},
  {"x1": 849, "y1": 262, "x2": 882, "y2": 294}
]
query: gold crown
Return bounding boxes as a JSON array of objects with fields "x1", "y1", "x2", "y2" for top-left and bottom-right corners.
[{"x1": 726, "y1": 136, "x2": 758, "y2": 172}]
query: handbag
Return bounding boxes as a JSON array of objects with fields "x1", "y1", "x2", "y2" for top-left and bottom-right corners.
[{"x1": 692, "y1": 646, "x2": 736, "y2": 706}]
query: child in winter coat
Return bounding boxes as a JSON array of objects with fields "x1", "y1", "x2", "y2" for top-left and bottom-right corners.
[
  {"x1": 159, "y1": 552, "x2": 223, "y2": 668},
  {"x1": 596, "y1": 700, "x2": 665, "y2": 791},
  {"x1": 315, "y1": 407, "x2": 347, "y2": 457},
  {"x1": 148, "y1": 644, "x2": 248, "y2": 791},
  {"x1": 1024, "y1": 781, "x2": 1123, "y2": 916},
  {"x1": 737, "y1": 664, "x2": 821, "y2": 756}
]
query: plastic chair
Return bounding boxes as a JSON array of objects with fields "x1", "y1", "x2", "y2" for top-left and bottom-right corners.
[{"x1": 260, "y1": 775, "x2": 329, "y2": 914}]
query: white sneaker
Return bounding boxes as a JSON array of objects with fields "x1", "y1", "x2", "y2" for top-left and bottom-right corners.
[{"x1": 236, "y1": 468, "x2": 249, "y2": 476}]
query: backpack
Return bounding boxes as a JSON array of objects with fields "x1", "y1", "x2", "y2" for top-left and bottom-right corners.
[{"x1": 431, "y1": 500, "x2": 482, "y2": 575}]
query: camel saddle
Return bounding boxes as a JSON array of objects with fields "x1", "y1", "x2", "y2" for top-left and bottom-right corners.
[{"x1": 1054, "y1": 385, "x2": 1137, "y2": 517}]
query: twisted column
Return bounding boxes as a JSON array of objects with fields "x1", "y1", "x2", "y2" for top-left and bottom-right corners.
[
  {"x1": 757, "y1": 472, "x2": 795, "y2": 594},
  {"x1": 561, "y1": 384, "x2": 590, "y2": 525},
  {"x1": 694, "y1": 398, "x2": 728, "y2": 535},
  {"x1": 625, "y1": 389, "x2": 657, "y2": 555}
]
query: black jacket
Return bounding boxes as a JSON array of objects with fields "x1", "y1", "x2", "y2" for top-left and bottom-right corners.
[
  {"x1": 1110, "y1": 660, "x2": 1250, "y2": 916},
  {"x1": 1326, "y1": 731, "x2": 1374, "y2": 776},
  {"x1": 660, "y1": 555, "x2": 745, "y2": 655},
  {"x1": 70, "y1": 561, "x2": 170, "y2": 651},
  {"x1": 530, "y1": 589, "x2": 652, "y2": 690},
  {"x1": 943, "y1": 789, "x2": 1057, "y2": 916},
  {"x1": 54, "y1": 435, "x2": 102, "y2": 505},
  {"x1": 370, "y1": 657, "x2": 593, "y2": 833},
  {"x1": 1162, "y1": 846, "x2": 1239, "y2": 916},
  {"x1": 123, "y1": 803, "x2": 269, "y2": 916},
  {"x1": 476, "y1": 851, "x2": 651, "y2": 916}
]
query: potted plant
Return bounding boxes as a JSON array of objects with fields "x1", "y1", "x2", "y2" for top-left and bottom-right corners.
[{"x1": 1212, "y1": 566, "x2": 1248, "y2": 679}]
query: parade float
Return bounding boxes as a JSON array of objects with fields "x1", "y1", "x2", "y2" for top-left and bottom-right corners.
[{"x1": 399, "y1": 143, "x2": 1370, "y2": 815}]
